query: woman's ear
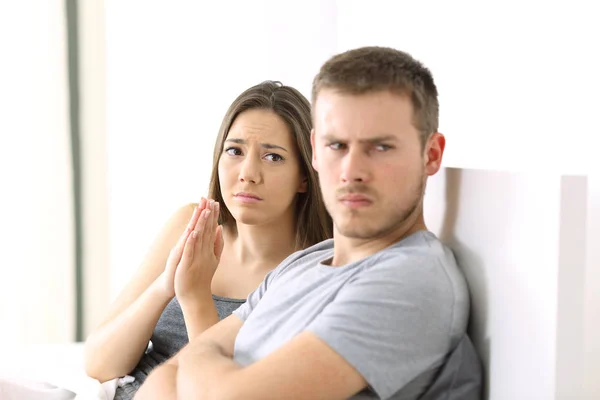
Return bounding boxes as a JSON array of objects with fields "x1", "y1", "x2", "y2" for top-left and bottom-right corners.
[{"x1": 298, "y1": 176, "x2": 308, "y2": 193}]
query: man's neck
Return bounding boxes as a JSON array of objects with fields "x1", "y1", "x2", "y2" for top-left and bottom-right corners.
[{"x1": 330, "y1": 213, "x2": 427, "y2": 267}]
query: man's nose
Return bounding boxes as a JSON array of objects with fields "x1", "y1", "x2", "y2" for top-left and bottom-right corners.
[{"x1": 340, "y1": 148, "x2": 370, "y2": 183}]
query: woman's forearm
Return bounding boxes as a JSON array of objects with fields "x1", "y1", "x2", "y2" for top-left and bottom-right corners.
[
  {"x1": 84, "y1": 279, "x2": 173, "y2": 382},
  {"x1": 180, "y1": 292, "x2": 219, "y2": 340}
]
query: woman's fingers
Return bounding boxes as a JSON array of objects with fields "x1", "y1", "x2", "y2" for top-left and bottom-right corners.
[
  {"x1": 190, "y1": 198, "x2": 207, "y2": 229},
  {"x1": 171, "y1": 199, "x2": 205, "y2": 258},
  {"x1": 188, "y1": 199, "x2": 220, "y2": 263},
  {"x1": 194, "y1": 207, "x2": 211, "y2": 245},
  {"x1": 203, "y1": 201, "x2": 219, "y2": 254},
  {"x1": 166, "y1": 198, "x2": 207, "y2": 267},
  {"x1": 185, "y1": 198, "x2": 206, "y2": 234},
  {"x1": 187, "y1": 202, "x2": 200, "y2": 229},
  {"x1": 179, "y1": 199, "x2": 206, "y2": 246},
  {"x1": 193, "y1": 199, "x2": 211, "y2": 232},
  {"x1": 180, "y1": 204, "x2": 200, "y2": 240},
  {"x1": 180, "y1": 228, "x2": 197, "y2": 267}
]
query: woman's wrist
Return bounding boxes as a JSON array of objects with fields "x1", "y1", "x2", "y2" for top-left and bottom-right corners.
[
  {"x1": 179, "y1": 289, "x2": 214, "y2": 314},
  {"x1": 150, "y1": 275, "x2": 176, "y2": 303},
  {"x1": 179, "y1": 289, "x2": 219, "y2": 340}
]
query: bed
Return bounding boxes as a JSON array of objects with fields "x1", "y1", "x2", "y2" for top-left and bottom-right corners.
[{"x1": 0, "y1": 342, "x2": 116, "y2": 399}]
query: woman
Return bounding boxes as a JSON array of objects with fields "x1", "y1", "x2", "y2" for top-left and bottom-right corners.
[{"x1": 84, "y1": 81, "x2": 332, "y2": 399}]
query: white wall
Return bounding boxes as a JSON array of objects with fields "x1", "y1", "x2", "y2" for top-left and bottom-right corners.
[
  {"x1": 0, "y1": 1, "x2": 75, "y2": 344},
  {"x1": 104, "y1": 1, "x2": 599, "y2": 398},
  {"x1": 336, "y1": 0, "x2": 599, "y2": 175}
]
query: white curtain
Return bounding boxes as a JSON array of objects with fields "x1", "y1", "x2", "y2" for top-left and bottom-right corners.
[{"x1": 0, "y1": 0, "x2": 75, "y2": 344}]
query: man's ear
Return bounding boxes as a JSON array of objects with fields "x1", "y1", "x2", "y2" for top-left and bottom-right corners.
[
  {"x1": 424, "y1": 132, "x2": 446, "y2": 176},
  {"x1": 311, "y1": 129, "x2": 318, "y2": 171}
]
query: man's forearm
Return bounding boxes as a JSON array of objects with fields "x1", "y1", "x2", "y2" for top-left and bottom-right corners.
[
  {"x1": 177, "y1": 340, "x2": 242, "y2": 399},
  {"x1": 134, "y1": 363, "x2": 178, "y2": 400}
]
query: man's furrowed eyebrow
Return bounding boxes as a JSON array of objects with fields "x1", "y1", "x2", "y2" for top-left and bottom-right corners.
[
  {"x1": 319, "y1": 134, "x2": 398, "y2": 143},
  {"x1": 320, "y1": 133, "x2": 342, "y2": 143},
  {"x1": 225, "y1": 138, "x2": 288, "y2": 152},
  {"x1": 359, "y1": 135, "x2": 398, "y2": 144}
]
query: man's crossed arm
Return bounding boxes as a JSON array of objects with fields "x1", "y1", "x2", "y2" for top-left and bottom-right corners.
[{"x1": 134, "y1": 315, "x2": 368, "y2": 400}]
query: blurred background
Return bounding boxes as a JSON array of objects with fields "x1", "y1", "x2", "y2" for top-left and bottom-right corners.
[{"x1": 0, "y1": 0, "x2": 598, "y2": 398}]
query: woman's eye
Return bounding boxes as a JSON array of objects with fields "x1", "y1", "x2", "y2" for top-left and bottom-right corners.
[
  {"x1": 265, "y1": 153, "x2": 283, "y2": 162},
  {"x1": 225, "y1": 147, "x2": 242, "y2": 156}
]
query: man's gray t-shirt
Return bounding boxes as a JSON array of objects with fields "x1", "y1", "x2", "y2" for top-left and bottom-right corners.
[{"x1": 233, "y1": 231, "x2": 471, "y2": 400}]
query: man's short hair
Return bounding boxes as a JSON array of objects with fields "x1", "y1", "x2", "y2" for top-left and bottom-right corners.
[{"x1": 312, "y1": 46, "x2": 439, "y2": 146}]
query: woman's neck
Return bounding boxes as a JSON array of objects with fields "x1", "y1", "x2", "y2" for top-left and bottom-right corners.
[{"x1": 223, "y1": 218, "x2": 298, "y2": 269}]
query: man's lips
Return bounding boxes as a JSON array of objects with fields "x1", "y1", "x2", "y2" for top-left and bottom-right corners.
[{"x1": 338, "y1": 193, "x2": 372, "y2": 208}]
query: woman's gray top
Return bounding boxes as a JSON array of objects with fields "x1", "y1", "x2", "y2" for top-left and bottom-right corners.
[{"x1": 114, "y1": 295, "x2": 245, "y2": 400}]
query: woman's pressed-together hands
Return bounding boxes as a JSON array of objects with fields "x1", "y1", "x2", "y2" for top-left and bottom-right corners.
[{"x1": 158, "y1": 198, "x2": 224, "y2": 305}]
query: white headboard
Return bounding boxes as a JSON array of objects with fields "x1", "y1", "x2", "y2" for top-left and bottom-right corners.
[{"x1": 423, "y1": 167, "x2": 596, "y2": 400}]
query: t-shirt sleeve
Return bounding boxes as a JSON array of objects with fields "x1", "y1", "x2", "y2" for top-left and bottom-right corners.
[{"x1": 305, "y1": 260, "x2": 455, "y2": 399}]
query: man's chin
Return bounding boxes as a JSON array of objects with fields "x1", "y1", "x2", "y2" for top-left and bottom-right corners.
[{"x1": 335, "y1": 223, "x2": 378, "y2": 240}]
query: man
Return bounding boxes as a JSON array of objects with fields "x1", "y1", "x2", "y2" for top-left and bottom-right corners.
[{"x1": 136, "y1": 46, "x2": 482, "y2": 400}]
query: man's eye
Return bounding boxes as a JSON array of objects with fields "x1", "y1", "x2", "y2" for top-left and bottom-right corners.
[
  {"x1": 265, "y1": 153, "x2": 284, "y2": 162},
  {"x1": 375, "y1": 144, "x2": 392, "y2": 151},
  {"x1": 328, "y1": 142, "x2": 346, "y2": 150},
  {"x1": 225, "y1": 147, "x2": 242, "y2": 156}
]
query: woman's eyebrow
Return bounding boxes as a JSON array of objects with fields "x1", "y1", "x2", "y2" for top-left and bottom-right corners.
[{"x1": 225, "y1": 138, "x2": 288, "y2": 152}]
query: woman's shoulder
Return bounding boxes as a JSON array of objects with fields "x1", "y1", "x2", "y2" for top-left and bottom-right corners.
[
  {"x1": 176, "y1": 203, "x2": 198, "y2": 218},
  {"x1": 160, "y1": 203, "x2": 197, "y2": 232}
]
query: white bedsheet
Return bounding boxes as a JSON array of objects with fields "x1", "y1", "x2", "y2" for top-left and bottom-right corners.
[{"x1": 0, "y1": 342, "x2": 117, "y2": 400}]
